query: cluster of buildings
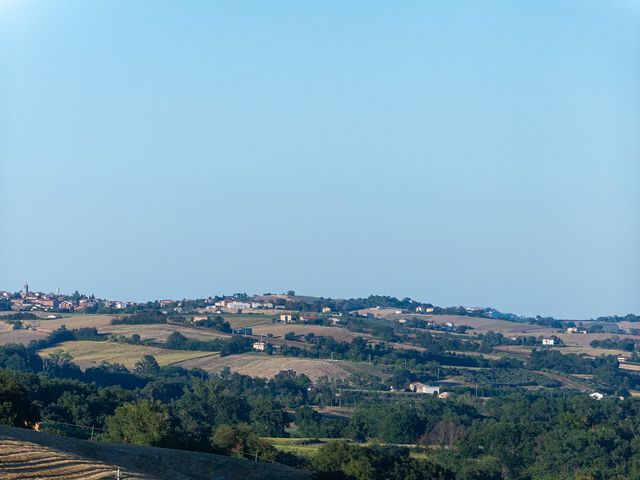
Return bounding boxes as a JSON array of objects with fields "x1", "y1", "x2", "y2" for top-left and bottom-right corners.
[
  {"x1": 277, "y1": 313, "x2": 341, "y2": 325},
  {"x1": 1, "y1": 283, "x2": 130, "y2": 313},
  {"x1": 204, "y1": 298, "x2": 275, "y2": 312},
  {"x1": 566, "y1": 327, "x2": 587, "y2": 334}
]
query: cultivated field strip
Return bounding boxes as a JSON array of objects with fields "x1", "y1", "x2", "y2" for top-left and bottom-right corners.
[{"x1": 0, "y1": 438, "x2": 155, "y2": 480}]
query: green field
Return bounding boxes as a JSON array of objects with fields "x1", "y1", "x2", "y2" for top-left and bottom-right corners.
[
  {"x1": 38, "y1": 341, "x2": 218, "y2": 369},
  {"x1": 266, "y1": 437, "x2": 431, "y2": 460}
]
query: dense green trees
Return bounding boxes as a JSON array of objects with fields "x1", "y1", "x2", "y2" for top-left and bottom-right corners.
[
  {"x1": 312, "y1": 441, "x2": 453, "y2": 480},
  {"x1": 0, "y1": 370, "x2": 39, "y2": 427},
  {"x1": 103, "y1": 400, "x2": 171, "y2": 446}
]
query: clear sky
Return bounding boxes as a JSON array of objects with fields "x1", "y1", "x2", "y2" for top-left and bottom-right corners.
[{"x1": 1, "y1": 1, "x2": 639, "y2": 319}]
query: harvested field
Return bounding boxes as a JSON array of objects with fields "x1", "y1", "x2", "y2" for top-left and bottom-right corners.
[
  {"x1": 556, "y1": 332, "x2": 640, "y2": 348},
  {"x1": 24, "y1": 315, "x2": 117, "y2": 332},
  {"x1": 426, "y1": 315, "x2": 557, "y2": 335},
  {"x1": 0, "y1": 425, "x2": 309, "y2": 480},
  {"x1": 176, "y1": 353, "x2": 382, "y2": 382},
  {"x1": 38, "y1": 341, "x2": 217, "y2": 370},
  {"x1": 620, "y1": 363, "x2": 640, "y2": 372},
  {"x1": 561, "y1": 345, "x2": 627, "y2": 357},
  {"x1": 99, "y1": 323, "x2": 231, "y2": 341},
  {"x1": 251, "y1": 324, "x2": 364, "y2": 342},
  {"x1": 358, "y1": 310, "x2": 558, "y2": 336},
  {"x1": 0, "y1": 328, "x2": 48, "y2": 346},
  {"x1": 222, "y1": 315, "x2": 273, "y2": 328},
  {"x1": 0, "y1": 431, "x2": 153, "y2": 479}
]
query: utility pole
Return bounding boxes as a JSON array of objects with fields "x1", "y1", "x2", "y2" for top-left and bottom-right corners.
[{"x1": 90, "y1": 425, "x2": 94, "y2": 441}]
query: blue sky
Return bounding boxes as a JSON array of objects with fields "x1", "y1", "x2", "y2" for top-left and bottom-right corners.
[{"x1": 1, "y1": 1, "x2": 638, "y2": 319}]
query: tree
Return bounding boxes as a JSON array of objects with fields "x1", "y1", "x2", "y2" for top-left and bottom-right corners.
[
  {"x1": 210, "y1": 423, "x2": 278, "y2": 461},
  {"x1": 0, "y1": 370, "x2": 39, "y2": 427},
  {"x1": 103, "y1": 400, "x2": 170, "y2": 446},
  {"x1": 134, "y1": 355, "x2": 160, "y2": 375},
  {"x1": 249, "y1": 397, "x2": 287, "y2": 436}
]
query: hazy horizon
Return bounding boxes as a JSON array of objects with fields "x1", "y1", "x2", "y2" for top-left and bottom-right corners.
[{"x1": 2, "y1": 1, "x2": 639, "y2": 319}]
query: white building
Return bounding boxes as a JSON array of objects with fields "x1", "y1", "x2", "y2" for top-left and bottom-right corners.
[
  {"x1": 409, "y1": 382, "x2": 440, "y2": 395},
  {"x1": 252, "y1": 341, "x2": 267, "y2": 351},
  {"x1": 226, "y1": 301, "x2": 251, "y2": 310},
  {"x1": 279, "y1": 314, "x2": 294, "y2": 323},
  {"x1": 589, "y1": 392, "x2": 604, "y2": 400},
  {"x1": 542, "y1": 338, "x2": 555, "y2": 346}
]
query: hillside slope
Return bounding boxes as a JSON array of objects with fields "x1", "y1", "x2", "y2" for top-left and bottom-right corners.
[{"x1": 0, "y1": 426, "x2": 310, "y2": 480}]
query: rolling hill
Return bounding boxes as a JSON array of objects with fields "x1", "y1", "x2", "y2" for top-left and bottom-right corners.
[{"x1": 0, "y1": 425, "x2": 310, "y2": 480}]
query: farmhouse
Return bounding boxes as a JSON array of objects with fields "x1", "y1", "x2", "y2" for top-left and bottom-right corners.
[
  {"x1": 589, "y1": 392, "x2": 604, "y2": 400},
  {"x1": 279, "y1": 314, "x2": 294, "y2": 323},
  {"x1": 542, "y1": 338, "x2": 555, "y2": 346},
  {"x1": 408, "y1": 382, "x2": 440, "y2": 395},
  {"x1": 252, "y1": 341, "x2": 267, "y2": 351},
  {"x1": 192, "y1": 315, "x2": 208, "y2": 323},
  {"x1": 321, "y1": 307, "x2": 332, "y2": 314}
]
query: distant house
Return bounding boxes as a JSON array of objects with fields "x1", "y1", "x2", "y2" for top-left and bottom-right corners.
[
  {"x1": 330, "y1": 317, "x2": 342, "y2": 325},
  {"x1": 300, "y1": 315, "x2": 317, "y2": 323},
  {"x1": 438, "y1": 392, "x2": 452, "y2": 399},
  {"x1": 617, "y1": 356, "x2": 628, "y2": 363},
  {"x1": 252, "y1": 341, "x2": 267, "y2": 351},
  {"x1": 192, "y1": 315, "x2": 208, "y2": 323},
  {"x1": 566, "y1": 327, "x2": 578, "y2": 333},
  {"x1": 398, "y1": 318, "x2": 407, "y2": 324},
  {"x1": 159, "y1": 300, "x2": 175, "y2": 307},
  {"x1": 409, "y1": 382, "x2": 440, "y2": 395},
  {"x1": 542, "y1": 338, "x2": 555, "y2": 346},
  {"x1": 321, "y1": 307, "x2": 332, "y2": 314},
  {"x1": 394, "y1": 310, "x2": 403, "y2": 314},
  {"x1": 416, "y1": 306, "x2": 434, "y2": 313},
  {"x1": 37, "y1": 298, "x2": 58, "y2": 308},
  {"x1": 226, "y1": 301, "x2": 251, "y2": 310},
  {"x1": 58, "y1": 300, "x2": 74, "y2": 310},
  {"x1": 279, "y1": 314, "x2": 294, "y2": 323},
  {"x1": 589, "y1": 392, "x2": 604, "y2": 400}
]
